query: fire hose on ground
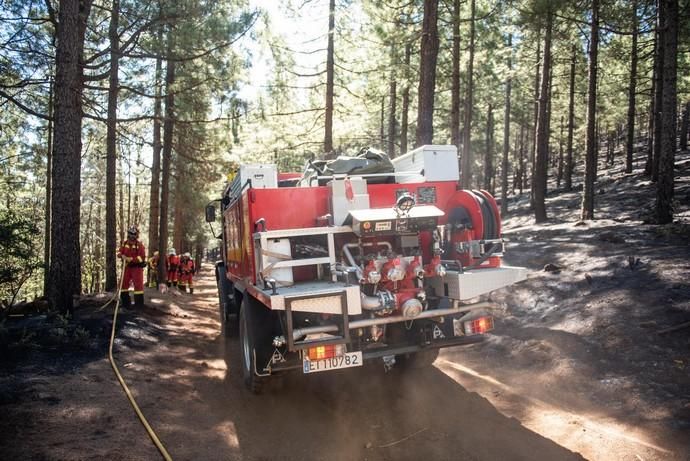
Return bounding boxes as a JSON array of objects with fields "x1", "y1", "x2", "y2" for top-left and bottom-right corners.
[{"x1": 105, "y1": 260, "x2": 173, "y2": 461}]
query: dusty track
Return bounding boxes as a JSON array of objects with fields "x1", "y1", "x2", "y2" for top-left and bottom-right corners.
[{"x1": 2, "y1": 262, "x2": 686, "y2": 460}]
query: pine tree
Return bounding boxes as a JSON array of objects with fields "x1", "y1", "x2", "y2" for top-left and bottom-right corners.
[{"x1": 48, "y1": 0, "x2": 93, "y2": 311}]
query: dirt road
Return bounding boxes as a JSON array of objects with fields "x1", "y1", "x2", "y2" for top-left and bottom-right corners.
[{"x1": 1, "y1": 262, "x2": 686, "y2": 461}]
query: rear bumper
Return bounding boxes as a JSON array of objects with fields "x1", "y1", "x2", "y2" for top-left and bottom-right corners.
[{"x1": 269, "y1": 334, "x2": 486, "y2": 373}]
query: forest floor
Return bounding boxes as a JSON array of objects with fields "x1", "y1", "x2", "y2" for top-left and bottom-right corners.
[{"x1": 1, "y1": 150, "x2": 689, "y2": 461}]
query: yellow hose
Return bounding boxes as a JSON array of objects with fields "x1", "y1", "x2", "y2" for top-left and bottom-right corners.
[{"x1": 108, "y1": 261, "x2": 173, "y2": 461}]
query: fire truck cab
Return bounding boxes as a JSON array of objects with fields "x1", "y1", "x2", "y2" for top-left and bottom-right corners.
[{"x1": 207, "y1": 145, "x2": 526, "y2": 392}]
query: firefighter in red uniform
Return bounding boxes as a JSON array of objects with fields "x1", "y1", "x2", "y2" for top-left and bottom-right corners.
[
  {"x1": 178, "y1": 252, "x2": 196, "y2": 294},
  {"x1": 117, "y1": 226, "x2": 146, "y2": 308},
  {"x1": 166, "y1": 248, "x2": 180, "y2": 286}
]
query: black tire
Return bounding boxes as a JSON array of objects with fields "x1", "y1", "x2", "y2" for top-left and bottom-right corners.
[{"x1": 239, "y1": 296, "x2": 271, "y2": 393}]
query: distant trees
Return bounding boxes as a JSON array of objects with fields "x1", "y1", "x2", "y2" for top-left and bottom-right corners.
[{"x1": 1, "y1": 0, "x2": 689, "y2": 306}]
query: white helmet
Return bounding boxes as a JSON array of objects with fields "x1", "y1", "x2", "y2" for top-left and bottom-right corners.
[
  {"x1": 184, "y1": 252, "x2": 191, "y2": 258},
  {"x1": 169, "y1": 248, "x2": 176, "y2": 255}
]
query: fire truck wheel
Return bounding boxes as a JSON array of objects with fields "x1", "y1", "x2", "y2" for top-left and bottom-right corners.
[
  {"x1": 398, "y1": 348, "x2": 440, "y2": 370},
  {"x1": 239, "y1": 297, "x2": 270, "y2": 393}
]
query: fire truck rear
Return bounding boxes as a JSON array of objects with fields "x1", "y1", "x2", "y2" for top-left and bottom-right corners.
[{"x1": 206, "y1": 145, "x2": 526, "y2": 392}]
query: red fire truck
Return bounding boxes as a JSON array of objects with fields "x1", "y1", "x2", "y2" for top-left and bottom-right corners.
[{"x1": 207, "y1": 145, "x2": 526, "y2": 392}]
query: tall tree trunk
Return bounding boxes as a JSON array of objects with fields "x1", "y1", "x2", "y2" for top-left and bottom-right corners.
[
  {"x1": 95, "y1": 204, "x2": 102, "y2": 291},
  {"x1": 387, "y1": 45, "x2": 397, "y2": 158},
  {"x1": 565, "y1": 45, "x2": 576, "y2": 191},
  {"x1": 157, "y1": 29, "x2": 175, "y2": 283},
  {"x1": 530, "y1": 28, "x2": 541, "y2": 208},
  {"x1": 518, "y1": 123, "x2": 525, "y2": 194},
  {"x1": 651, "y1": 0, "x2": 665, "y2": 182},
  {"x1": 581, "y1": 0, "x2": 599, "y2": 221},
  {"x1": 680, "y1": 101, "x2": 689, "y2": 151},
  {"x1": 557, "y1": 115, "x2": 564, "y2": 187},
  {"x1": 655, "y1": 0, "x2": 678, "y2": 224},
  {"x1": 450, "y1": 0, "x2": 461, "y2": 151},
  {"x1": 415, "y1": 0, "x2": 439, "y2": 147},
  {"x1": 484, "y1": 104, "x2": 494, "y2": 192},
  {"x1": 323, "y1": 0, "x2": 335, "y2": 157},
  {"x1": 400, "y1": 43, "x2": 411, "y2": 155},
  {"x1": 48, "y1": 0, "x2": 93, "y2": 312},
  {"x1": 118, "y1": 158, "x2": 124, "y2": 242},
  {"x1": 173, "y1": 180, "x2": 184, "y2": 253},
  {"x1": 148, "y1": 30, "x2": 163, "y2": 256},
  {"x1": 380, "y1": 96, "x2": 385, "y2": 146},
  {"x1": 533, "y1": 11, "x2": 552, "y2": 223},
  {"x1": 105, "y1": 0, "x2": 119, "y2": 291},
  {"x1": 500, "y1": 35, "x2": 512, "y2": 216},
  {"x1": 625, "y1": 0, "x2": 638, "y2": 174},
  {"x1": 460, "y1": 0, "x2": 476, "y2": 187},
  {"x1": 44, "y1": 77, "x2": 54, "y2": 295},
  {"x1": 645, "y1": 31, "x2": 657, "y2": 175}
]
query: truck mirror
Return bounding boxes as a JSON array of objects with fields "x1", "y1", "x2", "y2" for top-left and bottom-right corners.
[{"x1": 205, "y1": 204, "x2": 216, "y2": 223}]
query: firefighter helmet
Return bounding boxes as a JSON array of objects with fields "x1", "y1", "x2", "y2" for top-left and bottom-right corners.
[
  {"x1": 169, "y1": 248, "x2": 176, "y2": 255},
  {"x1": 184, "y1": 252, "x2": 191, "y2": 258},
  {"x1": 127, "y1": 226, "x2": 139, "y2": 239}
]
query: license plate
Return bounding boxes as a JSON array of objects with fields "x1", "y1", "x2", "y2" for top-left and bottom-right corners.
[{"x1": 302, "y1": 351, "x2": 363, "y2": 374}]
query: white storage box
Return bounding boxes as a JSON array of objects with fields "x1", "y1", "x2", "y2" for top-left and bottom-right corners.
[
  {"x1": 392, "y1": 145, "x2": 459, "y2": 183},
  {"x1": 239, "y1": 164, "x2": 278, "y2": 189}
]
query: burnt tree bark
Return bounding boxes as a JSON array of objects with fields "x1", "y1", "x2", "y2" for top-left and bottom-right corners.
[
  {"x1": 460, "y1": 0, "x2": 476, "y2": 187},
  {"x1": 48, "y1": 0, "x2": 93, "y2": 312},
  {"x1": 105, "y1": 0, "x2": 119, "y2": 291},
  {"x1": 655, "y1": 0, "x2": 678, "y2": 224},
  {"x1": 533, "y1": 11, "x2": 552, "y2": 223},
  {"x1": 581, "y1": 0, "x2": 599, "y2": 220},
  {"x1": 626, "y1": 0, "x2": 638, "y2": 174},
  {"x1": 415, "y1": 0, "x2": 439, "y2": 147}
]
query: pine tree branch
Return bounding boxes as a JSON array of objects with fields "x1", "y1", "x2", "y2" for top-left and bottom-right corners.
[{"x1": 0, "y1": 89, "x2": 50, "y2": 120}]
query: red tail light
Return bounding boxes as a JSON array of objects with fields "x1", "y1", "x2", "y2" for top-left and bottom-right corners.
[
  {"x1": 306, "y1": 344, "x2": 345, "y2": 361},
  {"x1": 464, "y1": 316, "x2": 494, "y2": 335}
]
